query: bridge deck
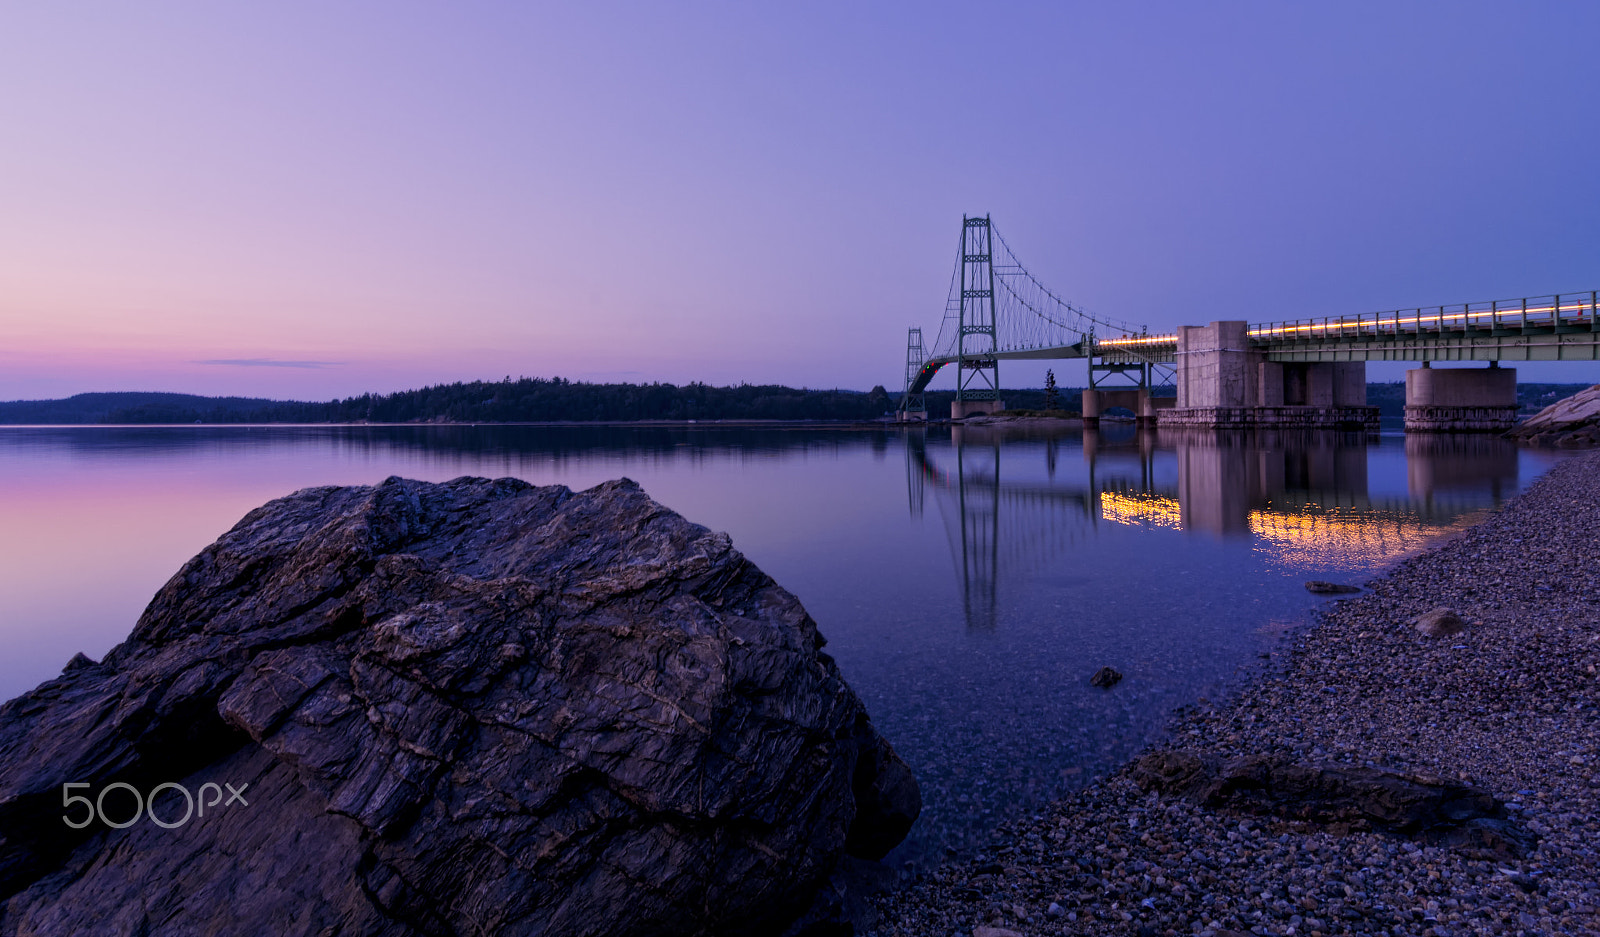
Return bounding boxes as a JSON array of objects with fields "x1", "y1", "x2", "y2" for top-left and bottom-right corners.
[{"x1": 906, "y1": 293, "x2": 1600, "y2": 397}]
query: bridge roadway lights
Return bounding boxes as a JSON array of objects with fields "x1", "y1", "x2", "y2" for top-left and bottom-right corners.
[
  {"x1": 1403, "y1": 365, "x2": 1518, "y2": 432},
  {"x1": 951, "y1": 399, "x2": 1005, "y2": 420}
]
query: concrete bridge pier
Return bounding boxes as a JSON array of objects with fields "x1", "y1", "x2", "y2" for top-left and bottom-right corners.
[
  {"x1": 1403, "y1": 364, "x2": 1518, "y2": 432},
  {"x1": 951, "y1": 398, "x2": 1005, "y2": 420},
  {"x1": 1158, "y1": 321, "x2": 1379, "y2": 430},
  {"x1": 1141, "y1": 396, "x2": 1177, "y2": 423},
  {"x1": 1081, "y1": 387, "x2": 1146, "y2": 426},
  {"x1": 1083, "y1": 389, "x2": 1178, "y2": 425}
]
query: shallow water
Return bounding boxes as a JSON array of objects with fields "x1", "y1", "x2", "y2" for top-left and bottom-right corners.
[{"x1": 0, "y1": 424, "x2": 1572, "y2": 865}]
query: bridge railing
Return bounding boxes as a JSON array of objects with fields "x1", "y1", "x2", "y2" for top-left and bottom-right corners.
[
  {"x1": 1092, "y1": 333, "x2": 1177, "y2": 355},
  {"x1": 1247, "y1": 291, "x2": 1600, "y2": 342}
]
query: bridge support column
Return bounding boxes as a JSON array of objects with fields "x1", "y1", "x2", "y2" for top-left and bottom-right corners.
[
  {"x1": 1159, "y1": 321, "x2": 1378, "y2": 430},
  {"x1": 1404, "y1": 365, "x2": 1518, "y2": 432},
  {"x1": 951, "y1": 399, "x2": 1005, "y2": 420},
  {"x1": 1140, "y1": 395, "x2": 1176, "y2": 423},
  {"x1": 1175, "y1": 321, "x2": 1254, "y2": 410},
  {"x1": 1081, "y1": 388, "x2": 1145, "y2": 426}
]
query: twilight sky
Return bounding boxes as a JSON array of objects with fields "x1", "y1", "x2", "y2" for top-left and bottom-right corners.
[{"x1": 3, "y1": 2, "x2": 1598, "y2": 400}]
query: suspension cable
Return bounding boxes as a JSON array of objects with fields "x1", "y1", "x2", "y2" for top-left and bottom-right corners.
[{"x1": 990, "y1": 225, "x2": 1147, "y2": 336}]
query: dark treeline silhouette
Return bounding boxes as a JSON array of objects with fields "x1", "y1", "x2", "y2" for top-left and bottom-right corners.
[
  {"x1": 0, "y1": 392, "x2": 285, "y2": 425},
  {"x1": 0, "y1": 381, "x2": 898, "y2": 424},
  {"x1": 288, "y1": 378, "x2": 900, "y2": 423}
]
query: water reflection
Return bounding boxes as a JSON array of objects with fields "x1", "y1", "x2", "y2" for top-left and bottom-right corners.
[
  {"x1": 0, "y1": 424, "x2": 1572, "y2": 870},
  {"x1": 1405, "y1": 433, "x2": 1516, "y2": 503},
  {"x1": 914, "y1": 426, "x2": 1529, "y2": 629}
]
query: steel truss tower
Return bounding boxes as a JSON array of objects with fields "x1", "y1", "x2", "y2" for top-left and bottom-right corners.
[
  {"x1": 901, "y1": 327, "x2": 927, "y2": 417},
  {"x1": 955, "y1": 216, "x2": 1000, "y2": 406}
]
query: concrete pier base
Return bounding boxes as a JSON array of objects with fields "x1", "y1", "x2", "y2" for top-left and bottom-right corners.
[
  {"x1": 1141, "y1": 396, "x2": 1177, "y2": 423},
  {"x1": 1404, "y1": 367, "x2": 1518, "y2": 432},
  {"x1": 951, "y1": 399, "x2": 1004, "y2": 420},
  {"x1": 1156, "y1": 320, "x2": 1378, "y2": 430},
  {"x1": 1160, "y1": 406, "x2": 1379, "y2": 431},
  {"x1": 1081, "y1": 388, "x2": 1145, "y2": 425}
]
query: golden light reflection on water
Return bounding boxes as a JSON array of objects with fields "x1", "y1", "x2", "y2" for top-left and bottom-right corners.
[
  {"x1": 1246, "y1": 506, "x2": 1477, "y2": 572},
  {"x1": 1097, "y1": 490, "x2": 1184, "y2": 530},
  {"x1": 1096, "y1": 491, "x2": 1478, "y2": 572}
]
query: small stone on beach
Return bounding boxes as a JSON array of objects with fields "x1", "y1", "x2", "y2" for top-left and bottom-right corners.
[
  {"x1": 1305, "y1": 581, "x2": 1361, "y2": 595},
  {"x1": 1414, "y1": 607, "x2": 1467, "y2": 638}
]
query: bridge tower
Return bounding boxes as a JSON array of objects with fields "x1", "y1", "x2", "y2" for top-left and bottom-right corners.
[
  {"x1": 898, "y1": 327, "x2": 928, "y2": 421},
  {"x1": 954, "y1": 216, "x2": 1003, "y2": 418}
]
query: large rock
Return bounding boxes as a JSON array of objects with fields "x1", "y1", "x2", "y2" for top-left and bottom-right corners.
[
  {"x1": 1510, "y1": 384, "x2": 1600, "y2": 446},
  {"x1": 0, "y1": 476, "x2": 919, "y2": 936}
]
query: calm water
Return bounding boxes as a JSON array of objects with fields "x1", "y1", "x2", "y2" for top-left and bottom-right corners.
[{"x1": 0, "y1": 424, "x2": 1572, "y2": 865}]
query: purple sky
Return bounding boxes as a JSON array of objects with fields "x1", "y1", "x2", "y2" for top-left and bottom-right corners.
[{"x1": 3, "y1": 3, "x2": 1598, "y2": 400}]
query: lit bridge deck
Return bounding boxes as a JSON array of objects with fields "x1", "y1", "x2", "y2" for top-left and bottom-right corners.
[{"x1": 906, "y1": 291, "x2": 1600, "y2": 396}]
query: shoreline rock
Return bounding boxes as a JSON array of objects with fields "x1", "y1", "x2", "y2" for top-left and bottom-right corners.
[
  {"x1": 0, "y1": 475, "x2": 919, "y2": 936},
  {"x1": 1509, "y1": 383, "x2": 1600, "y2": 447},
  {"x1": 871, "y1": 451, "x2": 1600, "y2": 936}
]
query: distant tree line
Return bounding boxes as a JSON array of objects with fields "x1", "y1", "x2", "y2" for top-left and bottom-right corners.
[
  {"x1": 0, "y1": 392, "x2": 283, "y2": 425},
  {"x1": 277, "y1": 378, "x2": 901, "y2": 423},
  {"x1": 0, "y1": 381, "x2": 898, "y2": 424}
]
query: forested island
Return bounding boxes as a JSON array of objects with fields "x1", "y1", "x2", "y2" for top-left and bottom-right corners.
[{"x1": 0, "y1": 378, "x2": 1588, "y2": 424}]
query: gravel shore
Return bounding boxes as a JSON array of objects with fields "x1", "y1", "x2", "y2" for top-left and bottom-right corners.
[{"x1": 869, "y1": 450, "x2": 1600, "y2": 937}]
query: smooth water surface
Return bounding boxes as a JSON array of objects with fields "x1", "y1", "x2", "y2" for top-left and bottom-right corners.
[{"x1": 0, "y1": 424, "x2": 1572, "y2": 864}]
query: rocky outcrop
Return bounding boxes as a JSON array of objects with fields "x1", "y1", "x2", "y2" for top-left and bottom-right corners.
[
  {"x1": 0, "y1": 476, "x2": 919, "y2": 936},
  {"x1": 1510, "y1": 384, "x2": 1600, "y2": 446},
  {"x1": 1131, "y1": 751, "x2": 1531, "y2": 858}
]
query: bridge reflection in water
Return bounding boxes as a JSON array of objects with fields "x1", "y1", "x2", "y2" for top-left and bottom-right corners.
[{"x1": 908, "y1": 426, "x2": 1523, "y2": 630}]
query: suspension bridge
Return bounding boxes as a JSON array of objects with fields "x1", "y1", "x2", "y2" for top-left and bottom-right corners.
[{"x1": 900, "y1": 216, "x2": 1600, "y2": 432}]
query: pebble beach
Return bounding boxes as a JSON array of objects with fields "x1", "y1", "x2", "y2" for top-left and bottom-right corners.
[{"x1": 868, "y1": 450, "x2": 1600, "y2": 937}]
